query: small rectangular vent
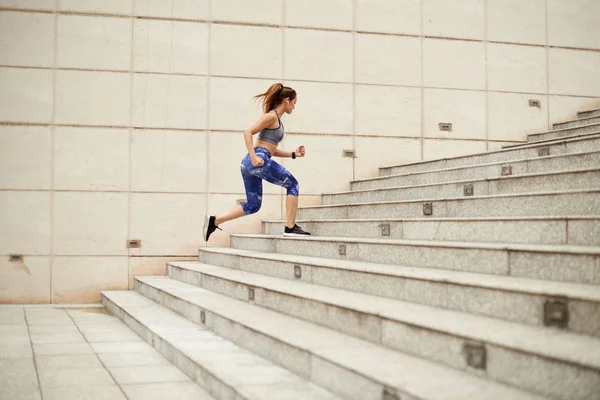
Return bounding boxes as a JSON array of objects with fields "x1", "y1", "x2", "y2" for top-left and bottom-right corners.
[
  {"x1": 342, "y1": 149, "x2": 356, "y2": 158},
  {"x1": 127, "y1": 240, "x2": 141, "y2": 248},
  {"x1": 438, "y1": 122, "x2": 452, "y2": 132}
]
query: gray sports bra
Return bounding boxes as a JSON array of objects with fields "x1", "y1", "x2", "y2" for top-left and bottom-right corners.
[{"x1": 257, "y1": 110, "x2": 284, "y2": 145}]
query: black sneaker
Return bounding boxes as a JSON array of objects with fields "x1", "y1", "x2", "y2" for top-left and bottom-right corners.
[
  {"x1": 203, "y1": 215, "x2": 221, "y2": 242},
  {"x1": 283, "y1": 224, "x2": 311, "y2": 237}
]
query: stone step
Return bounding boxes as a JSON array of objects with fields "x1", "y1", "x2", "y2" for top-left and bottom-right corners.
[
  {"x1": 527, "y1": 122, "x2": 600, "y2": 142},
  {"x1": 262, "y1": 216, "x2": 600, "y2": 246},
  {"x1": 325, "y1": 168, "x2": 600, "y2": 205},
  {"x1": 297, "y1": 189, "x2": 600, "y2": 221},
  {"x1": 133, "y1": 275, "x2": 546, "y2": 400},
  {"x1": 167, "y1": 262, "x2": 600, "y2": 400},
  {"x1": 352, "y1": 150, "x2": 600, "y2": 192},
  {"x1": 101, "y1": 290, "x2": 341, "y2": 400},
  {"x1": 197, "y1": 246, "x2": 600, "y2": 337},
  {"x1": 228, "y1": 234, "x2": 600, "y2": 285},
  {"x1": 554, "y1": 116, "x2": 600, "y2": 130},
  {"x1": 379, "y1": 131, "x2": 600, "y2": 177},
  {"x1": 578, "y1": 109, "x2": 600, "y2": 119}
]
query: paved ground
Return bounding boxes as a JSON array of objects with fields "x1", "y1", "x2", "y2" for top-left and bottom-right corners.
[{"x1": 0, "y1": 304, "x2": 212, "y2": 400}]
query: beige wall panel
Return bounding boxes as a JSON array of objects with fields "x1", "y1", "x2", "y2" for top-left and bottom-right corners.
[
  {"x1": 0, "y1": 0, "x2": 53, "y2": 10},
  {"x1": 132, "y1": 73, "x2": 207, "y2": 129},
  {"x1": 206, "y1": 193, "x2": 281, "y2": 247},
  {"x1": 0, "y1": 126, "x2": 51, "y2": 190},
  {"x1": 52, "y1": 257, "x2": 128, "y2": 303},
  {"x1": 549, "y1": 96, "x2": 600, "y2": 124},
  {"x1": 284, "y1": 28, "x2": 353, "y2": 83},
  {"x1": 207, "y1": 131, "x2": 280, "y2": 195},
  {"x1": 211, "y1": 0, "x2": 281, "y2": 25},
  {"x1": 128, "y1": 256, "x2": 195, "y2": 289},
  {"x1": 424, "y1": 88, "x2": 486, "y2": 140},
  {"x1": 131, "y1": 129, "x2": 207, "y2": 193},
  {"x1": 355, "y1": 85, "x2": 421, "y2": 137},
  {"x1": 486, "y1": 0, "x2": 546, "y2": 45},
  {"x1": 130, "y1": 193, "x2": 205, "y2": 255},
  {"x1": 208, "y1": 77, "x2": 269, "y2": 131},
  {"x1": 134, "y1": 0, "x2": 209, "y2": 20},
  {"x1": 356, "y1": 34, "x2": 421, "y2": 86},
  {"x1": 0, "y1": 191, "x2": 51, "y2": 255},
  {"x1": 423, "y1": 39, "x2": 485, "y2": 90},
  {"x1": 549, "y1": 48, "x2": 600, "y2": 97},
  {"x1": 58, "y1": 0, "x2": 133, "y2": 15},
  {"x1": 278, "y1": 134, "x2": 354, "y2": 194},
  {"x1": 488, "y1": 92, "x2": 549, "y2": 141},
  {"x1": 423, "y1": 139, "x2": 486, "y2": 161},
  {"x1": 487, "y1": 43, "x2": 547, "y2": 93},
  {"x1": 55, "y1": 70, "x2": 130, "y2": 126},
  {"x1": 356, "y1": 0, "x2": 421, "y2": 35},
  {"x1": 57, "y1": 15, "x2": 131, "y2": 71},
  {"x1": 0, "y1": 11, "x2": 54, "y2": 67},
  {"x1": 423, "y1": 0, "x2": 484, "y2": 40},
  {"x1": 286, "y1": 0, "x2": 353, "y2": 30},
  {"x1": 1, "y1": 257, "x2": 50, "y2": 303},
  {"x1": 53, "y1": 193, "x2": 128, "y2": 256},
  {"x1": 211, "y1": 24, "x2": 282, "y2": 79},
  {"x1": 0, "y1": 67, "x2": 53, "y2": 123},
  {"x1": 488, "y1": 141, "x2": 521, "y2": 151},
  {"x1": 284, "y1": 80, "x2": 353, "y2": 134},
  {"x1": 548, "y1": 0, "x2": 600, "y2": 50},
  {"x1": 54, "y1": 127, "x2": 128, "y2": 191},
  {"x1": 354, "y1": 137, "x2": 422, "y2": 180},
  {"x1": 133, "y1": 20, "x2": 208, "y2": 75}
]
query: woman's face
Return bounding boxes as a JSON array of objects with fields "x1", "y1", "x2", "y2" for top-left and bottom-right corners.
[{"x1": 285, "y1": 97, "x2": 297, "y2": 114}]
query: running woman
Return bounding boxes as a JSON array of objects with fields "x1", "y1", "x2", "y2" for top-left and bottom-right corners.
[{"x1": 203, "y1": 83, "x2": 311, "y2": 242}]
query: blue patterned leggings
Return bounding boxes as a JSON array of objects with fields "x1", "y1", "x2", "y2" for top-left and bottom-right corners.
[{"x1": 240, "y1": 147, "x2": 299, "y2": 215}]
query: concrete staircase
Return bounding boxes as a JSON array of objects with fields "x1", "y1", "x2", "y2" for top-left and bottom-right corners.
[{"x1": 102, "y1": 109, "x2": 600, "y2": 400}]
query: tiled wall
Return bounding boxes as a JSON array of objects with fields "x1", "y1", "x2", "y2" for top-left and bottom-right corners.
[{"x1": 1, "y1": 0, "x2": 599, "y2": 303}]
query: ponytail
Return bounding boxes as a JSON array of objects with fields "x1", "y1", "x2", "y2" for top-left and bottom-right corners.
[{"x1": 254, "y1": 83, "x2": 296, "y2": 113}]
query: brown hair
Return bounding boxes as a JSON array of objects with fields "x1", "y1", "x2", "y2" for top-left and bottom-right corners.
[{"x1": 254, "y1": 83, "x2": 296, "y2": 113}]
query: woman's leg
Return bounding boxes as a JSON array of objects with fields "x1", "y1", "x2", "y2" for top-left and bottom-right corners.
[
  {"x1": 286, "y1": 195, "x2": 299, "y2": 229},
  {"x1": 251, "y1": 158, "x2": 305, "y2": 232},
  {"x1": 216, "y1": 162, "x2": 264, "y2": 225}
]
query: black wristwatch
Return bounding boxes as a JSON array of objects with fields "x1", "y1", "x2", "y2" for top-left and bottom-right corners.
[{"x1": 292, "y1": 152, "x2": 296, "y2": 159}]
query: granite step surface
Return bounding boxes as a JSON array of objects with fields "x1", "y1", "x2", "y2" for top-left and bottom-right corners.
[
  {"x1": 101, "y1": 291, "x2": 341, "y2": 400},
  {"x1": 379, "y1": 132, "x2": 600, "y2": 176},
  {"x1": 167, "y1": 262, "x2": 600, "y2": 400},
  {"x1": 261, "y1": 216, "x2": 600, "y2": 246},
  {"x1": 197, "y1": 246, "x2": 600, "y2": 337},
  {"x1": 351, "y1": 150, "x2": 600, "y2": 191},
  {"x1": 324, "y1": 168, "x2": 600, "y2": 205}
]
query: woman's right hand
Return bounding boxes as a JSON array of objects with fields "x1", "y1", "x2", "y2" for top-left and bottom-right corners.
[{"x1": 251, "y1": 155, "x2": 264, "y2": 167}]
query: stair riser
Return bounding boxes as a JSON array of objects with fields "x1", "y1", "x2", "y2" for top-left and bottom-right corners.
[
  {"x1": 101, "y1": 295, "x2": 244, "y2": 400},
  {"x1": 230, "y1": 236, "x2": 600, "y2": 285},
  {"x1": 170, "y1": 265, "x2": 600, "y2": 400},
  {"x1": 298, "y1": 192, "x2": 600, "y2": 220},
  {"x1": 159, "y1": 269, "x2": 405, "y2": 400},
  {"x1": 554, "y1": 116, "x2": 600, "y2": 130},
  {"x1": 353, "y1": 152, "x2": 600, "y2": 191},
  {"x1": 263, "y1": 219, "x2": 600, "y2": 246},
  {"x1": 380, "y1": 134, "x2": 600, "y2": 176},
  {"x1": 134, "y1": 279, "x2": 312, "y2": 379},
  {"x1": 578, "y1": 109, "x2": 600, "y2": 119},
  {"x1": 528, "y1": 124, "x2": 600, "y2": 142},
  {"x1": 327, "y1": 170, "x2": 600, "y2": 205},
  {"x1": 197, "y1": 249, "x2": 600, "y2": 338}
]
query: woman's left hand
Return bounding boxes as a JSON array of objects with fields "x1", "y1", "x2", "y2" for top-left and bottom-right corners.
[{"x1": 295, "y1": 146, "x2": 306, "y2": 157}]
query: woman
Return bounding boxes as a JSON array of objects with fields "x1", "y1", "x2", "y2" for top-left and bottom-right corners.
[{"x1": 203, "y1": 83, "x2": 311, "y2": 242}]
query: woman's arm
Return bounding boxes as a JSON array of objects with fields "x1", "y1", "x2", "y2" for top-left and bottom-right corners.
[{"x1": 274, "y1": 146, "x2": 306, "y2": 158}]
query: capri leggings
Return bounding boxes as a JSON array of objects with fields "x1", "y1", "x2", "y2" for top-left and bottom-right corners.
[{"x1": 240, "y1": 147, "x2": 299, "y2": 215}]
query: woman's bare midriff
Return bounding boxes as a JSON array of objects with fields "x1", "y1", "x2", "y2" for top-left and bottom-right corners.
[{"x1": 254, "y1": 140, "x2": 277, "y2": 156}]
